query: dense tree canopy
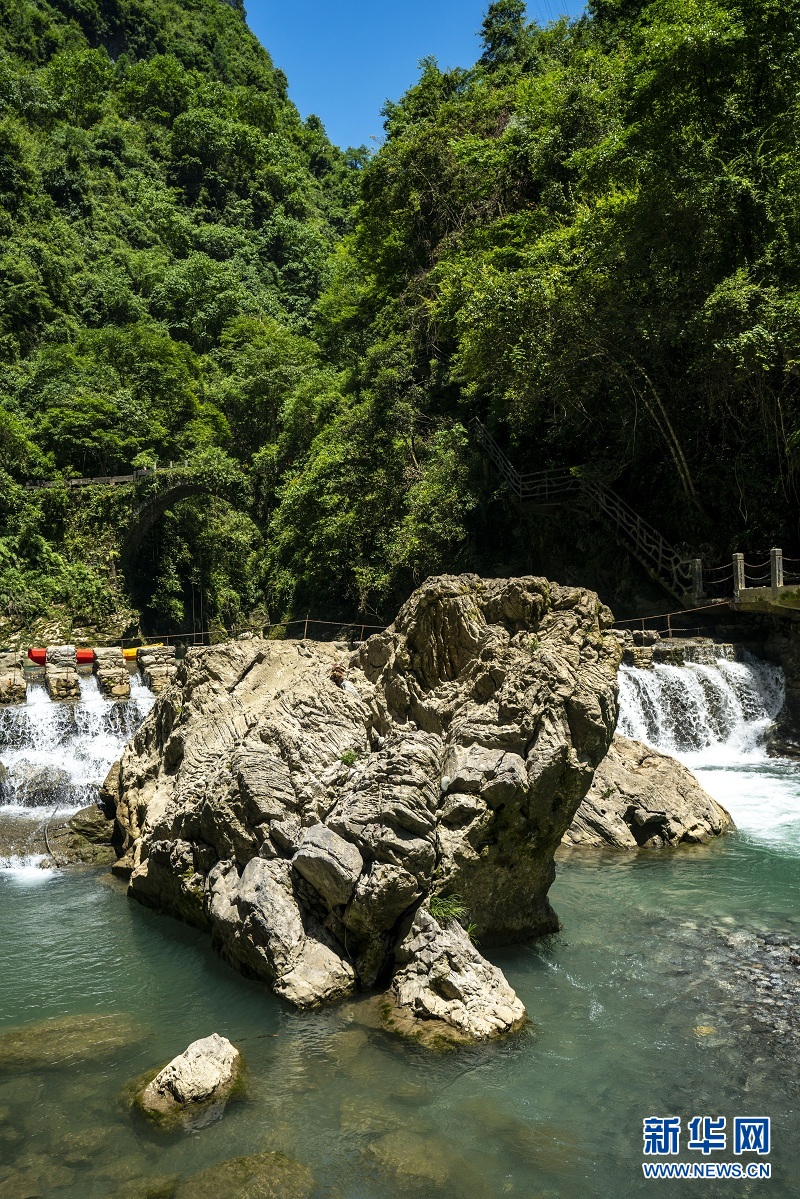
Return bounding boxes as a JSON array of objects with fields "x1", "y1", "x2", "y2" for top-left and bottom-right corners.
[
  {"x1": 2, "y1": 0, "x2": 800, "y2": 638},
  {"x1": 276, "y1": 0, "x2": 800, "y2": 614},
  {"x1": 0, "y1": 0, "x2": 360, "y2": 633}
]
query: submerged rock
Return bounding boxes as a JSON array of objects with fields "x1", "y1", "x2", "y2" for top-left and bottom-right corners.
[
  {"x1": 174, "y1": 1151, "x2": 313, "y2": 1199},
  {"x1": 0, "y1": 1012, "x2": 144, "y2": 1071},
  {"x1": 135, "y1": 1033, "x2": 243, "y2": 1130},
  {"x1": 106, "y1": 1178, "x2": 180, "y2": 1199},
  {"x1": 367, "y1": 1130, "x2": 452, "y2": 1188},
  {"x1": 49, "y1": 804, "x2": 116, "y2": 865},
  {"x1": 110, "y1": 574, "x2": 620, "y2": 1035},
  {"x1": 563, "y1": 735, "x2": 733, "y2": 849},
  {"x1": 4, "y1": 762, "x2": 74, "y2": 808},
  {"x1": 385, "y1": 908, "x2": 526, "y2": 1047}
]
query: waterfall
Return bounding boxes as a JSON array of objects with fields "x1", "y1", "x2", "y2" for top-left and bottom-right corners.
[
  {"x1": 618, "y1": 653, "x2": 800, "y2": 852},
  {"x1": 618, "y1": 654, "x2": 785, "y2": 765},
  {"x1": 0, "y1": 673, "x2": 155, "y2": 818}
]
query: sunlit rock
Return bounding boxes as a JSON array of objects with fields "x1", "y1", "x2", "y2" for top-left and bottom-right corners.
[
  {"x1": 563, "y1": 734, "x2": 733, "y2": 849},
  {"x1": 110, "y1": 574, "x2": 620, "y2": 1038}
]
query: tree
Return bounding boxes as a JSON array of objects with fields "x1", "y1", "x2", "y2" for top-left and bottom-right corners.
[{"x1": 479, "y1": 0, "x2": 529, "y2": 68}]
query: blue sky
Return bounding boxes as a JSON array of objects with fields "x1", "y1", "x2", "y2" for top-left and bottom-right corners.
[{"x1": 244, "y1": 1, "x2": 587, "y2": 149}]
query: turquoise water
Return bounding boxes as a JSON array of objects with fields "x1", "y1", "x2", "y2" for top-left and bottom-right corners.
[
  {"x1": 0, "y1": 833, "x2": 797, "y2": 1197},
  {"x1": 1, "y1": 656, "x2": 799, "y2": 1196}
]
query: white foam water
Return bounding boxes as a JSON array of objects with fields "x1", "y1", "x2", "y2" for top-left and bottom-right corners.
[
  {"x1": 0, "y1": 672, "x2": 155, "y2": 818},
  {"x1": 618, "y1": 653, "x2": 800, "y2": 852},
  {"x1": 0, "y1": 854, "x2": 54, "y2": 878}
]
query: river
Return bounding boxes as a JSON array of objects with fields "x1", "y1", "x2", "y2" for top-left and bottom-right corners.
[{"x1": 0, "y1": 655, "x2": 797, "y2": 1197}]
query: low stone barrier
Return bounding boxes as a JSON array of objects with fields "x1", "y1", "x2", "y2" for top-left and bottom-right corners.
[
  {"x1": 138, "y1": 645, "x2": 177, "y2": 694},
  {"x1": 0, "y1": 651, "x2": 25, "y2": 705},
  {"x1": 94, "y1": 646, "x2": 131, "y2": 698},
  {"x1": 45, "y1": 644, "x2": 80, "y2": 700}
]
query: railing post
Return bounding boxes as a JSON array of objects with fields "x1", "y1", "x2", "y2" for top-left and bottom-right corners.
[
  {"x1": 691, "y1": 559, "x2": 704, "y2": 602},
  {"x1": 733, "y1": 553, "x2": 745, "y2": 596},
  {"x1": 771, "y1": 547, "x2": 784, "y2": 594}
]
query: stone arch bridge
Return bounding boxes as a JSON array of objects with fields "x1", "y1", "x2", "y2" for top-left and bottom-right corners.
[{"x1": 27, "y1": 462, "x2": 251, "y2": 578}]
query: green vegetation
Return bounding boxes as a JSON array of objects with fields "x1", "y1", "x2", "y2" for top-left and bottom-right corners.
[
  {"x1": 0, "y1": 0, "x2": 359, "y2": 636},
  {"x1": 428, "y1": 894, "x2": 469, "y2": 925},
  {"x1": 302, "y1": 0, "x2": 800, "y2": 615},
  {"x1": 3, "y1": 0, "x2": 800, "y2": 639}
]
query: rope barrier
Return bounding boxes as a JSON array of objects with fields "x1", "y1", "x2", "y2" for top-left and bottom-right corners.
[
  {"x1": 613, "y1": 599, "x2": 729, "y2": 627},
  {"x1": 703, "y1": 563, "x2": 736, "y2": 576},
  {"x1": 115, "y1": 616, "x2": 387, "y2": 650}
]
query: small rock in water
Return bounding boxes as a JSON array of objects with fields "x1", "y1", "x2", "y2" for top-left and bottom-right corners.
[
  {"x1": 0, "y1": 1012, "x2": 145, "y2": 1071},
  {"x1": 134, "y1": 1033, "x2": 243, "y2": 1131},
  {"x1": 174, "y1": 1151, "x2": 313, "y2": 1199}
]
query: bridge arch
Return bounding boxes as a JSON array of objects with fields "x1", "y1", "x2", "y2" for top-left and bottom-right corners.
[{"x1": 119, "y1": 473, "x2": 250, "y2": 576}]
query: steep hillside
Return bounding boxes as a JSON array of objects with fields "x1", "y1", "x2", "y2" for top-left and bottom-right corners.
[
  {"x1": 268, "y1": 0, "x2": 800, "y2": 616},
  {"x1": 4, "y1": 0, "x2": 800, "y2": 641},
  {"x1": 0, "y1": 0, "x2": 359, "y2": 637}
]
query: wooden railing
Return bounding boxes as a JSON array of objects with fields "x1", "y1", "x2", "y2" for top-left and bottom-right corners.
[{"x1": 472, "y1": 419, "x2": 695, "y2": 603}]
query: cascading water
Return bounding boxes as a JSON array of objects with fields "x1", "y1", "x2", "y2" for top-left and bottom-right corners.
[
  {"x1": 618, "y1": 651, "x2": 800, "y2": 852},
  {"x1": 0, "y1": 672, "x2": 154, "y2": 869}
]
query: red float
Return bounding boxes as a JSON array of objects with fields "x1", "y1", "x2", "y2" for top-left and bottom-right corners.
[{"x1": 27, "y1": 647, "x2": 96, "y2": 665}]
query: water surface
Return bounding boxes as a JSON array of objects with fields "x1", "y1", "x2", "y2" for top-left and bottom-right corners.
[{"x1": 0, "y1": 655, "x2": 797, "y2": 1197}]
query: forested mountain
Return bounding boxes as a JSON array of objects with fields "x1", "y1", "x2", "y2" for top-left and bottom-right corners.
[
  {"x1": 0, "y1": 0, "x2": 359, "y2": 634},
  {"x1": 287, "y1": 0, "x2": 800, "y2": 614},
  {"x1": 2, "y1": 0, "x2": 800, "y2": 639}
]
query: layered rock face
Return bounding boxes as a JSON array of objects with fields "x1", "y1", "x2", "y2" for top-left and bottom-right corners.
[
  {"x1": 563, "y1": 734, "x2": 733, "y2": 849},
  {"x1": 110, "y1": 575, "x2": 620, "y2": 1022}
]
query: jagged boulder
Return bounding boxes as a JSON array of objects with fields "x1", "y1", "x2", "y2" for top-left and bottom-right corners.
[
  {"x1": 563, "y1": 734, "x2": 734, "y2": 849},
  {"x1": 134, "y1": 1033, "x2": 242, "y2": 1130},
  {"x1": 385, "y1": 908, "x2": 526, "y2": 1046},
  {"x1": 109, "y1": 574, "x2": 620, "y2": 1033}
]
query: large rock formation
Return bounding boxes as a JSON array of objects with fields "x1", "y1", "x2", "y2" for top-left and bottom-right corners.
[
  {"x1": 563, "y1": 734, "x2": 734, "y2": 849},
  {"x1": 109, "y1": 575, "x2": 620, "y2": 1032}
]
